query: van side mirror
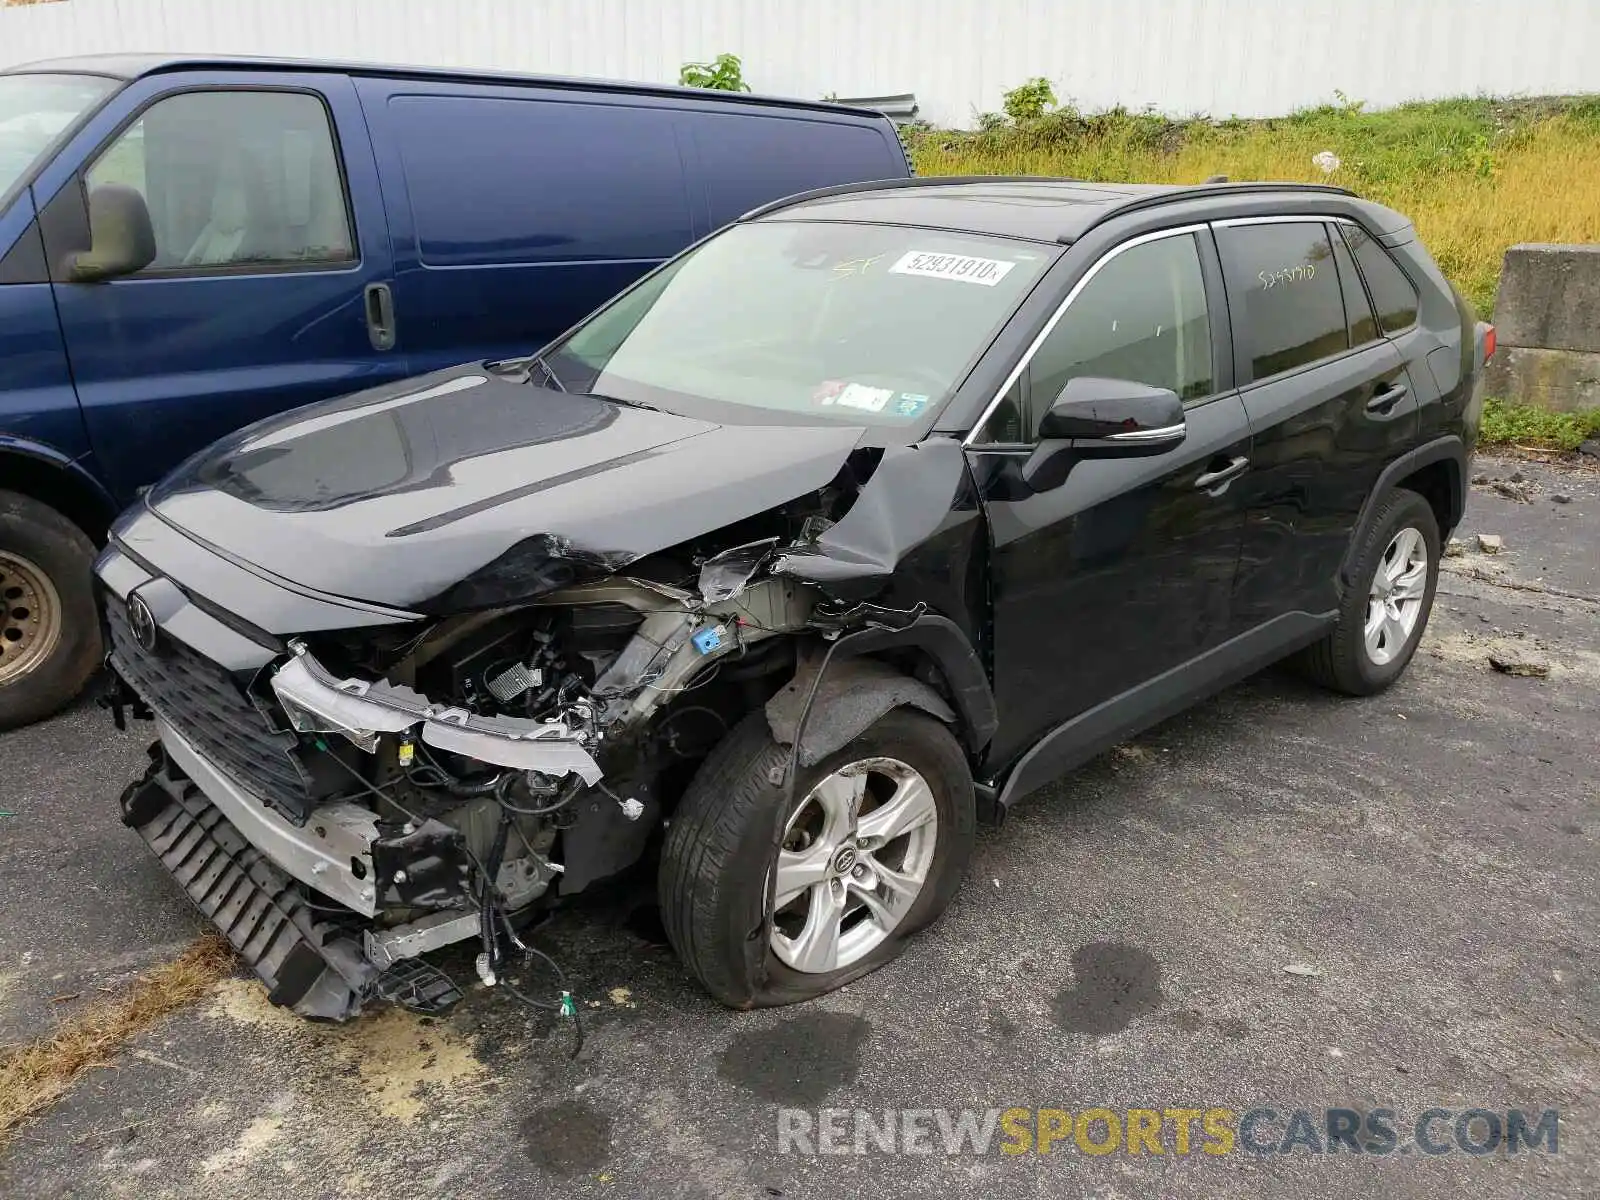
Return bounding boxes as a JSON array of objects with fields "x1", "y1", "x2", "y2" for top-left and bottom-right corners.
[
  {"x1": 69, "y1": 184, "x2": 156, "y2": 282},
  {"x1": 1023, "y1": 377, "x2": 1186, "y2": 491}
]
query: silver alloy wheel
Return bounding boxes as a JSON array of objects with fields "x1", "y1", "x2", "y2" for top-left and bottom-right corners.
[
  {"x1": 1364, "y1": 525, "x2": 1429, "y2": 666},
  {"x1": 769, "y1": 756, "x2": 939, "y2": 974},
  {"x1": 0, "y1": 551, "x2": 63, "y2": 687}
]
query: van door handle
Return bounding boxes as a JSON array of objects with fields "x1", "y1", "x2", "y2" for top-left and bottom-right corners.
[
  {"x1": 364, "y1": 282, "x2": 397, "y2": 352},
  {"x1": 1194, "y1": 455, "x2": 1249, "y2": 494},
  {"x1": 1366, "y1": 382, "x2": 1408, "y2": 414}
]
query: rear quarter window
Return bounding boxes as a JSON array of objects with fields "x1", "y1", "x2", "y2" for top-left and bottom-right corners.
[
  {"x1": 683, "y1": 111, "x2": 904, "y2": 230},
  {"x1": 1343, "y1": 222, "x2": 1420, "y2": 333},
  {"x1": 1218, "y1": 221, "x2": 1350, "y2": 381},
  {"x1": 390, "y1": 93, "x2": 693, "y2": 266}
]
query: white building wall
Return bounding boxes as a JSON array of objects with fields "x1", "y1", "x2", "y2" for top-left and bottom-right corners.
[{"x1": 2, "y1": 0, "x2": 1594, "y2": 128}]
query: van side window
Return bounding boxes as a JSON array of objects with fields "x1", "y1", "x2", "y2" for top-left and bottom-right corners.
[
  {"x1": 85, "y1": 90, "x2": 353, "y2": 272},
  {"x1": 1218, "y1": 222, "x2": 1348, "y2": 380},
  {"x1": 978, "y1": 233, "x2": 1212, "y2": 442},
  {"x1": 684, "y1": 113, "x2": 903, "y2": 230},
  {"x1": 1342, "y1": 222, "x2": 1420, "y2": 333},
  {"x1": 388, "y1": 95, "x2": 692, "y2": 266}
]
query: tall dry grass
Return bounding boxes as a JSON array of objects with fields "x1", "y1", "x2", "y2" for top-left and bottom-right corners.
[{"x1": 910, "y1": 99, "x2": 1600, "y2": 316}]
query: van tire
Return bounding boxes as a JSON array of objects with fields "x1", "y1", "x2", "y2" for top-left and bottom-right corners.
[
  {"x1": 0, "y1": 491, "x2": 103, "y2": 731},
  {"x1": 659, "y1": 706, "x2": 974, "y2": 1009},
  {"x1": 1295, "y1": 487, "x2": 1440, "y2": 696}
]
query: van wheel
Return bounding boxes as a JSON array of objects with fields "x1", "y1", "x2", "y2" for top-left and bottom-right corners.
[
  {"x1": 1296, "y1": 487, "x2": 1440, "y2": 696},
  {"x1": 659, "y1": 707, "x2": 974, "y2": 1008},
  {"x1": 0, "y1": 492, "x2": 102, "y2": 730}
]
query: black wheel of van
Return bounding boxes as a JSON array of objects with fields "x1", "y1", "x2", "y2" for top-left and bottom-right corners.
[
  {"x1": 659, "y1": 707, "x2": 975, "y2": 1008},
  {"x1": 1295, "y1": 487, "x2": 1440, "y2": 696},
  {"x1": 0, "y1": 491, "x2": 103, "y2": 731}
]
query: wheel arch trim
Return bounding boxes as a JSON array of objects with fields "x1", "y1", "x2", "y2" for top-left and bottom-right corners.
[
  {"x1": 0, "y1": 436, "x2": 119, "y2": 540},
  {"x1": 1339, "y1": 434, "x2": 1465, "y2": 589}
]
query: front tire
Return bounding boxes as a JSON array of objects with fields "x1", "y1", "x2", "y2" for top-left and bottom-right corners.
[
  {"x1": 0, "y1": 491, "x2": 102, "y2": 731},
  {"x1": 1296, "y1": 487, "x2": 1440, "y2": 696},
  {"x1": 659, "y1": 707, "x2": 975, "y2": 1008}
]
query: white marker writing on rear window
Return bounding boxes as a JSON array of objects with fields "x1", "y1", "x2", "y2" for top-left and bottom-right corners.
[{"x1": 889, "y1": 251, "x2": 1017, "y2": 287}]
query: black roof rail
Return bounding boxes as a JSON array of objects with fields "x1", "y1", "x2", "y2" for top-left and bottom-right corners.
[
  {"x1": 1064, "y1": 181, "x2": 1359, "y2": 243},
  {"x1": 738, "y1": 175, "x2": 1083, "y2": 223}
]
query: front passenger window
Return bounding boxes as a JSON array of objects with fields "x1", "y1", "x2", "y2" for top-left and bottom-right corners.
[
  {"x1": 85, "y1": 90, "x2": 354, "y2": 272},
  {"x1": 978, "y1": 233, "x2": 1213, "y2": 442}
]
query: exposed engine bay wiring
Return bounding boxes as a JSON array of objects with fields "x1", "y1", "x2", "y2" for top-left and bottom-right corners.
[{"x1": 313, "y1": 739, "x2": 586, "y2": 1054}]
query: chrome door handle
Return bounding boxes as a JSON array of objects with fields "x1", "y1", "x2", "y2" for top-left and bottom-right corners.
[{"x1": 1194, "y1": 456, "x2": 1249, "y2": 493}]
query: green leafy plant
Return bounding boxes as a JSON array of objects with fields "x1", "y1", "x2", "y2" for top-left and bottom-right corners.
[
  {"x1": 679, "y1": 53, "x2": 751, "y2": 92},
  {"x1": 1479, "y1": 397, "x2": 1600, "y2": 450},
  {"x1": 1003, "y1": 77, "x2": 1057, "y2": 124}
]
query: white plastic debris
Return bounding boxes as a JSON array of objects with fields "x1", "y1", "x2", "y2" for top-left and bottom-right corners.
[
  {"x1": 1312, "y1": 150, "x2": 1341, "y2": 174},
  {"x1": 619, "y1": 796, "x2": 645, "y2": 821},
  {"x1": 1283, "y1": 963, "x2": 1324, "y2": 978}
]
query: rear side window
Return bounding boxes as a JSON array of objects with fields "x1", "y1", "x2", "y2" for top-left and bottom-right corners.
[
  {"x1": 390, "y1": 94, "x2": 692, "y2": 266},
  {"x1": 1328, "y1": 224, "x2": 1379, "y2": 346},
  {"x1": 683, "y1": 112, "x2": 903, "y2": 230},
  {"x1": 84, "y1": 90, "x2": 353, "y2": 272},
  {"x1": 1343, "y1": 223, "x2": 1420, "y2": 333},
  {"x1": 1218, "y1": 222, "x2": 1348, "y2": 380}
]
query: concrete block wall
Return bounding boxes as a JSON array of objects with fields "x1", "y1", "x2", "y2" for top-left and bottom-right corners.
[{"x1": 1484, "y1": 244, "x2": 1600, "y2": 412}]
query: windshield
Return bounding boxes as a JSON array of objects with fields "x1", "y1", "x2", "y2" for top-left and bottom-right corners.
[
  {"x1": 543, "y1": 220, "x2": 1055, "y2": 428},
  {"x1": 0, "y1": 73, "x2": 116, "y2": 201}
]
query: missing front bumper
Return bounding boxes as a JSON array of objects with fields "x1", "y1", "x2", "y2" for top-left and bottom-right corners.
[{"x1": 120, "y1": 745, "x2": 377, "y2": 1021}]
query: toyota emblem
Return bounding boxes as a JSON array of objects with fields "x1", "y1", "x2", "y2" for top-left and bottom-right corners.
[{"x1": 127, "y1": 593, "x2": 159, "y2": 654}]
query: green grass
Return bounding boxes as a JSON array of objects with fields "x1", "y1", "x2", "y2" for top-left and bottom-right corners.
[
  {"x1": 1479, "y1": 397, "x2": 1600, "y2": 450},
  {"x1": 908, "y1": 95, "x2": 1600, "y2": 317}
]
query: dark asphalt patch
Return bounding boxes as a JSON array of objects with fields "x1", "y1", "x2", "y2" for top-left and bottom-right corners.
[
  {"x1": 520, "y1": 1098, "x2": 613, "y2": 1177},
  {"x1": 1051, "y1": 941, "x2": 1164, "y2": 1036},
  {"x1": 718, "y1": 1011, "x2": 869, "y2": 1106}
]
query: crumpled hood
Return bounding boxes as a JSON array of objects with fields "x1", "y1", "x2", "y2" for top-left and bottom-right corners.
[{"x1": 143, "y1": 364, "x2": 868, "y2": 610}]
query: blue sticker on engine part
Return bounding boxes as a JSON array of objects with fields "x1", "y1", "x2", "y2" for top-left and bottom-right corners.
[
  {"x1": 893, "y1": 393, "x2": 930, "y2": 417},
  {"x1": 692, "y1": 627, "x2": 724, "y2": 654}
]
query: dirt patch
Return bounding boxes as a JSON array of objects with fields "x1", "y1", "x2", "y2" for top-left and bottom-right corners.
[
  {"x1": 201, "y1": 1105, "x2": 288, "y2": 1174},
  {"x1": 204, "y1": 978, "x2": 487, "y2": 1124},
  {"x1": 1424, "y1": 628, "x2": 1600, "y2": 684},
  {"x1": 0, "y1": 934, "x2": 234, "y2": 1150}
]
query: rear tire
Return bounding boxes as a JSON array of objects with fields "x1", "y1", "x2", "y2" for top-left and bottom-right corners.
[
  {"x1": 0, "y1": 491, "x2": 102, "y2": 731},
  {"x1": 659, "y1": 706, "x2": 974, "y2": 1008},
  {"x1": 1295, "y1": 487, "x2": 1439, "y2": 696}
]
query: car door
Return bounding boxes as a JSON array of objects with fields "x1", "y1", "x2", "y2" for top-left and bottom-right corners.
[
  {"x1": 968, "y1": 227, "x2": 1253, "y2": 770},
  {"x1": 37, "y1": 72, "x2": 406, "y2": 503},
  {"x1": 1214, "y1": 218, "x2": 1420, "y2": 629}
]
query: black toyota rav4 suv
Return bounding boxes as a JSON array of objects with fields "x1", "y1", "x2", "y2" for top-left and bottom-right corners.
[{"x1": 100, "y1": 179, "x2": 1491, "y2": 1019}]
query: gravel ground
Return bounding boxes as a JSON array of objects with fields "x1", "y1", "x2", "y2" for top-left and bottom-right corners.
[{"x1": 1, "y1": 452, "x2": 1595, "y2": 1200}]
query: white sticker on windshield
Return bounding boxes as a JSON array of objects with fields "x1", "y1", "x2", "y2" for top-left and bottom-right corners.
[
  {"x1": 834, "y1": 383, "x2": 895, "y2": 412},
  {"x1": 889, "y1": 250, "x2": 1017, "y2": 287}
]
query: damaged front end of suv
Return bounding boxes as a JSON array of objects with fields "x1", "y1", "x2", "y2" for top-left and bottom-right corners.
[{"x1": 99, "y1": 375, "x2": 988, "y2": 1021}]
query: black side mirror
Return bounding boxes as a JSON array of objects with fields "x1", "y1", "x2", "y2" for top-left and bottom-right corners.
[
  {"x1": 1023, "y1": 377, "x2": 1186, "y2": 491},
  {"x1": 69, "y1": 184, "x2": 156, "y2": 282}
]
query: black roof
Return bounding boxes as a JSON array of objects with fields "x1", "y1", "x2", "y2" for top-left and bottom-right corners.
[
  {"x1": 748, "y1": 177, "x2": 1361, "y2": 245},
  {"x1": 4, "y1": 53, "x2": 882, "y2": 121}
]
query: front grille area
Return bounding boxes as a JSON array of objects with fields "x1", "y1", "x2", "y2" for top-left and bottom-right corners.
[{"x1": 106, "y1": 596, "x2": 315, "y2": 817}]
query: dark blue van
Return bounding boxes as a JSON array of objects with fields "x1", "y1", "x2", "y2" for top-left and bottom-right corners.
[{"x1": 0, "y1": 55, "x2": 910, "y2": 728}]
